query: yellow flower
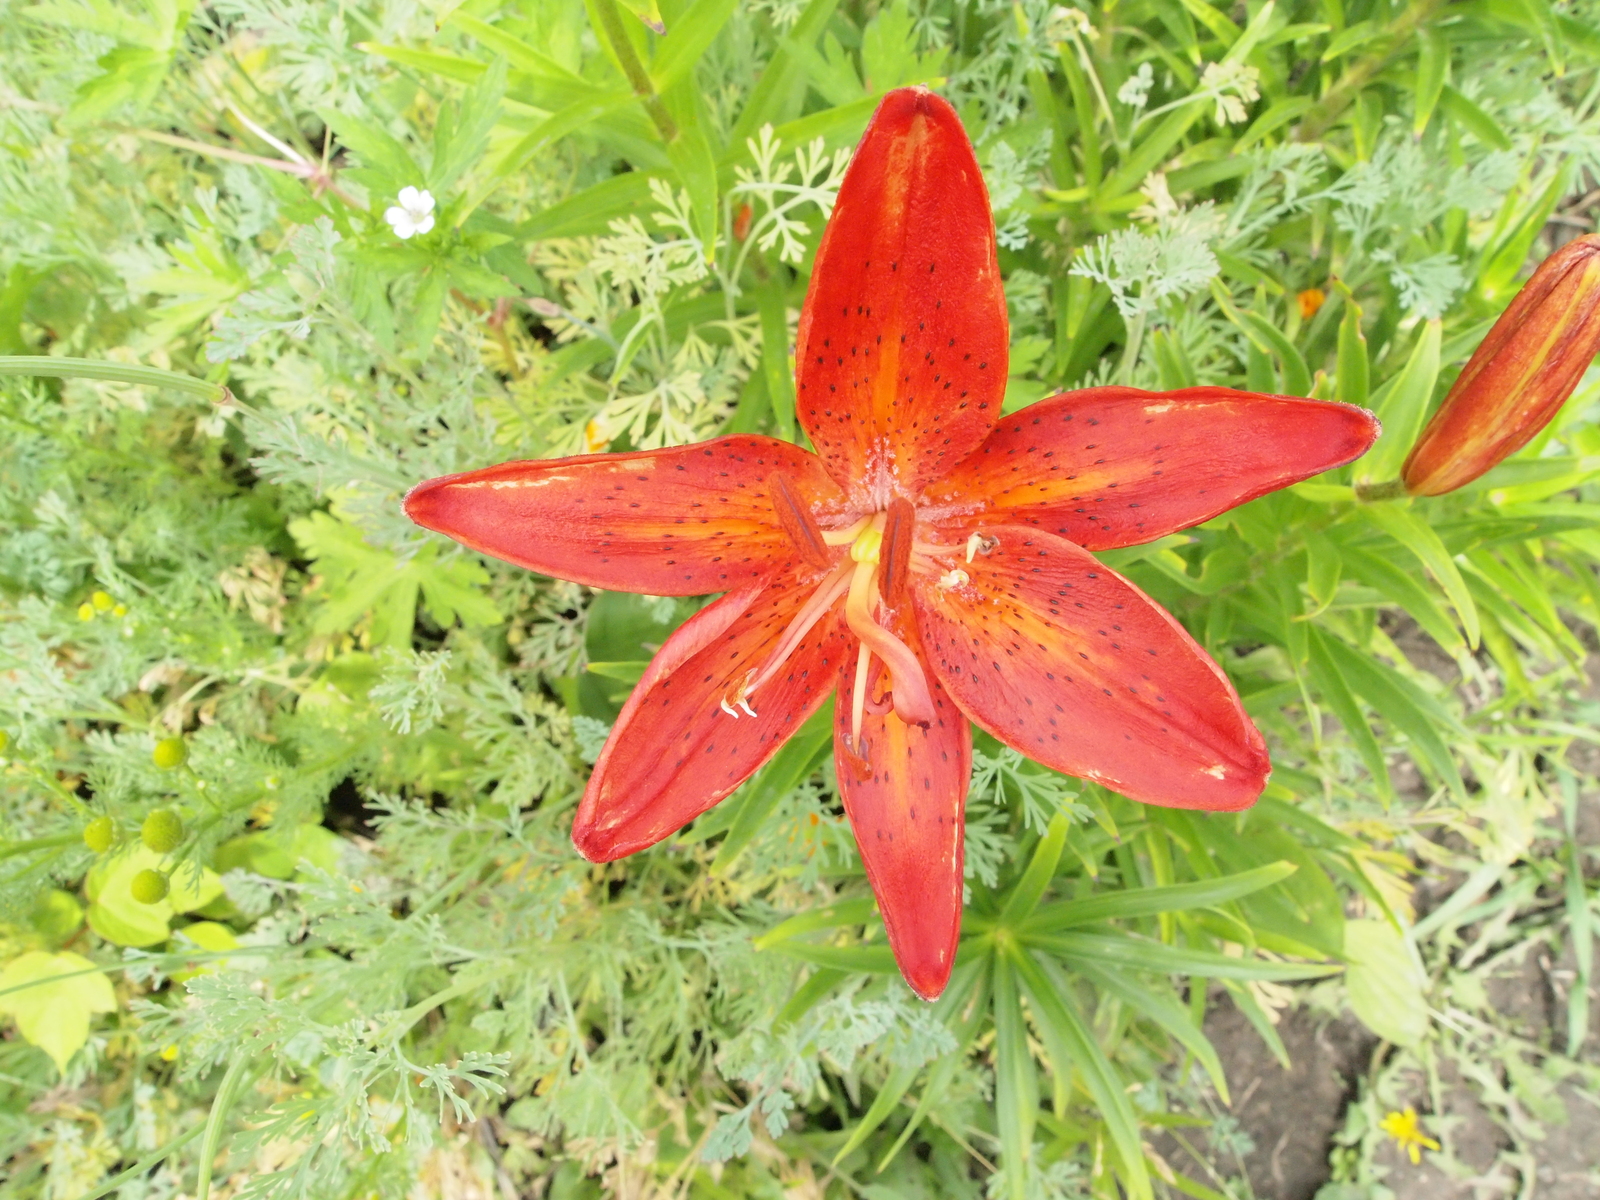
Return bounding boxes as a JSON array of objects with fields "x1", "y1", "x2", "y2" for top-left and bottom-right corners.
[
  {"x1": 78, "y1": 603, "x2": 95, "y2": 621},
  {"x1": 1379, "y1": 1107, "x2": 1440, "y2": 1164}
]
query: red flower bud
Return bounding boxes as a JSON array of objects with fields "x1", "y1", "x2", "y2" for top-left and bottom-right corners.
[
  {"x1": 732, "y1": 202, "x2": 753, "y2": 243},
  {"x1": 1403, "y1": 233, "x2": 1600, "y2": 496}
]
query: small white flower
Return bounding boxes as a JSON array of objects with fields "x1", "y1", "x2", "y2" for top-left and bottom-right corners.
[{"x1": 384, "y1": 186, "x2": 436, "y2": 239}]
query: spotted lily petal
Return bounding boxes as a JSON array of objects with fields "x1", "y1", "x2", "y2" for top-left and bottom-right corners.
[
  {"x1": 833, "y1": 619, "x2": 971, "y2": 1000},
  {"x1": 796, "y1": 87, "x2": 1008, "y2": 500},
  {"x1": 405, "y1": 436, "x2": 845, "y2": 596},
  {"x1": 923, "y1": 387, "x2": 1378, "y2": 550},
  {"x1": 573, "y1": 578, "x2": 849, "y2": 861},
  {"x1": 912, "y1": 526, "x2": 1268, "y2": 811}
]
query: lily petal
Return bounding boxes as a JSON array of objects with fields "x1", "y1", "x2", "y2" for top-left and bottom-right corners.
[
  {"x1": 912, "y1": 526, "x2": 1268, "y2": 811},
  {"x1": 923, "y1": 387, "x2": 1378, "y2": 550},
  {"x1": 405, "y1": 436, "x2": 844, "y2": 595},
  {"x1": 833, "y1": 624, "x2": 971, "y2": 1000},
  {"x1": 574, "y1": 578, "x2": 849, "y2": 861},
  {"x1": 796, "y1": 87, "x2": 1008, "y2": 500}
]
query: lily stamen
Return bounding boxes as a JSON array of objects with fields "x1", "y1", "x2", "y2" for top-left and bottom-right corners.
[{"x1": 744, "y1": 559, "x2": 854, "y2": 699}]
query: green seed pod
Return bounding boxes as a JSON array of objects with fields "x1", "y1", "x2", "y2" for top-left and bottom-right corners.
[
  {"x1": 130, "y1": 868, "x2": 170, "y2": 904},
  {"x1": 152, "y1": 737, "x2": 187, "y2": 769},
  {"x1": 141, "y1": 809, "x2": 184, "y2": 853},
  {"x1": 83, "y1": 816, "x2": 115, "y2": 854}
]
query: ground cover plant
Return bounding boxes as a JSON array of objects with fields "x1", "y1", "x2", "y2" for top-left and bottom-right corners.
[{"x1": 1, "y1": 1, "x2": 1599, "y2": 1198}]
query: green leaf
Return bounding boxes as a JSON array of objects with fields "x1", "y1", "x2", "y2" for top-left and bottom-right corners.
[
  {"x1": 726, "y1": 0, "x2": 843, "y2": 152},
  {"x1": 1344, "y1": 918, "x2": 1429, "y2": 1048},
  {"x1": 1360, "y1": 317, "x2": 1441, "y2": 484},
  {"x1": 875, "y1": 962, "x2": 993, "y2": 1170},
  {"x1": 1317, "y1": 633, "x2": 1465, "y2": 797},
  {"x1": 649, "y1": 0, "x2": 738, "y2": 91},
  {"x1": 1032, "y1": 930, "x2": 1337, "y2": 981},
  {"x1": 1303, "y1": 530, "x2": 1341, "y2": 611},
  {"x1": 758, "y1": 277, "x2": 797, "y2": 440},
  {"x1": 0, "y1": 951, "x2": 116, "y2": 1072},
  {"x1": 1024, "y1": 862, "x2": 1298, "y2": 934},
  {"x1": 1306, "y1": 626, "x2": 1394, "y2": 804},
  {"x1": 755, "y1": 895, "x2": 877, "y2": 948},
  {"x1": 1015, "y1": 952, "x2": 1154, "y2": 1200},
  {"x1": 663, "y1": 80, "x2": 720, "y2": 251},
  {"x1": 317, "y1": 108, "x2": 422, "y2": 188},
  {"x1": 762, "y1": 940, "x2": 899, "y2": 973},
  {"x1": 291, "y1": 512, "x2": 500, "y2": 648},
  {"x1": 1337, "y1": 543, "x2": 1465, "y2": 656},
  {"x1": 86, "y1": 846, "x2": 223, "y2": 947},
  {"x1": 1359, "y1": 502, "x2": 1479, "y2": 649},
  {"x1": 830, "y1": 961, "x2": 983, "y2": 1164},
  {"x1": 1335, "y1": 290, "x2": 1369, "y2": 409},
  {"x1": 1072, "y1": 959, "x2": 1230, "y2": 1102},
  {"x1": 1413, "y1": 24, "x2": 1449, "y2": 135},
  {"x1": 992, "y1": 954, "x2": 1038, "y2": 1199},
  {"x1": 712, "y1": 702, "x2": 834, "y2": 871},
  {"x1": 1236, "y1": 96, "x2": 1314, "y2": 151},
  {"x1": 997, "y1": 813, "x2": 1071, "y2": 927},
  {"x1": 1439, "y1": 84, "x2": 1512, "y2": 150}
]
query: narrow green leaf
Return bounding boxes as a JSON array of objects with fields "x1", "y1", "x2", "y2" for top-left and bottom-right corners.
[
  {"x1": 1360, "y1": 317, "x2": 1441, "y2": 484},
  {"x1": 1023, "y1": 862, "x2": 1299, "y2": 934},
  {"x1": 1359, "y1": 503, "x2": 1479, "y2": 648},
  {"x1": 650, "y1": 0, "x2": 739, "y2": 92},
  {"x1": 1305, "y1": 626, "x2": 1394, "y2": 804},
  {"x1": 755, "y1": 895, "x2": 877, "y2": 948},
  {"x1": 992, "y1": 954, "x2": 1037, "y2": 1199},
  {"x1": 1338, "y1": 543, "x2": 1465, "y2": 656},
  {"x1": 712, "y1": 703, "x2": 833, "y2": 871},
  {"x1": 831, "y1": 962, "x2": 983, "y2": 1164},
  {"x1": 1439, "y1": 84, "x2": 1512, "y2": 150},
  {"x1": 775, "y1": 967, "x2": 846, "y2": 1027},
  {"x1": 1072, "y1": 959, "x2": 1230, "y2": 1102},
  {"x1": 1413, "y1": 24, "x2": 1448, "y2": 135},
  {"x1": 763, "y1": 940, "x2": 898, "y2": 973},
  {"x1": 726, "y1": 0, "x2": 842, "y2": 152},
  {"x1": 1335, "y1": 290, "x2": 1369, "y2": 408},
  {"x1": 1317, "y1": 633, "x2": 1465, "y2": 797},
  {"x1": 1221, "y1": 978, "x2": 1291, "y2": 1067},
  {"x1": 1016, "y1": 952, "x2": 1154, "y2": 1200},
  {"x1": 998, "y1": 814, "x2": 1070, "y2": 927},
  {"x1": 759, "y1": 278, "x2": 796, "y2": 440},
  {"x1": 1032, "y1": 930, "x2": 1337, "y2": 980}
]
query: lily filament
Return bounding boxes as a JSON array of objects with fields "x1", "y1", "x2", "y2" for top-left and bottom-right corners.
[{"x1": 728, "y1": 509, "x2": 935, "y2": 751}]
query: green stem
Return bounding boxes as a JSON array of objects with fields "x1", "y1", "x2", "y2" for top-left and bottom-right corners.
[
  {"x1": 0, "y1": 356, "x2": 225, "y2": 402},
  {"x1": 592, "y1": 0, "x2": 678, "y2": 143},
  {"x1": 195, "y1": 1053, "x2": 252, "y2": 1200},
  {"x1": 80, "y1": 1120, "x2": 207, "y2": 1200},
  {"x1": 1354, "y1": 478, "x2": 1409, "y2": 502}
]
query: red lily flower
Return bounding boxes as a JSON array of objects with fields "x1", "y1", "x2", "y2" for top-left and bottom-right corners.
[{"x1": 404, "y1": 88, "x2": 1379, "y2": 999}]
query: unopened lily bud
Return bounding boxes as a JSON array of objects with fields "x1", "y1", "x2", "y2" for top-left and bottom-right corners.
[{"x1": 1403, "y1": 233, "x2": 1600, "y2": 496}]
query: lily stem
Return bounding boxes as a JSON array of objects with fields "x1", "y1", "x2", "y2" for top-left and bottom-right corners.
[
  {"x1": 592, "y1": 0, "x2": 678, "y2": 144},
  {"x1": 1353, "y1": 478, "x2": 1409, "y2": 502}
]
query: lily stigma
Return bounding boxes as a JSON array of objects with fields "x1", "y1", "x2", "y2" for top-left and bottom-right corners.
[{"x1": 405, "y1": 88, "x2": 1379, "y2": 999}]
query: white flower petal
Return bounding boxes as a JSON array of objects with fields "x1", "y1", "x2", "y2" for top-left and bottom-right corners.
[
  {"x1": 411, "y1": 213, "x2": 434, "y2": 236},
  {"x1": 397, "y1": 185, "x2": 421, "y2": 208}
]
